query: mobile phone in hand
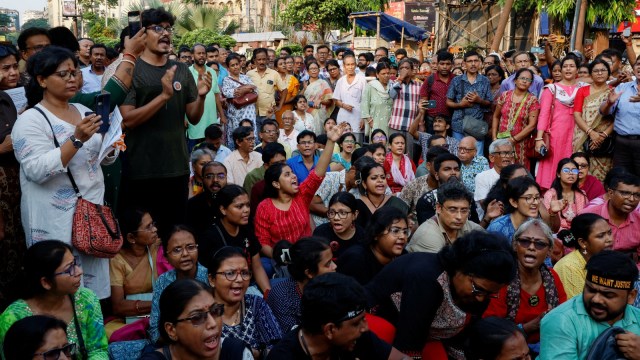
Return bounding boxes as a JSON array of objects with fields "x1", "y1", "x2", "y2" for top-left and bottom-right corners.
[
  {"x1": 94, "y1": 92, "x2": 111, "y2": 133},
  {"x1": 128, "y1": 11, "x2": 141, "y2": 35}
]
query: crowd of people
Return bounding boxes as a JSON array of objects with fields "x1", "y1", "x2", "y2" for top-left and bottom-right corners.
[{"x1": 3, "y1": 5, "x2": 640, "y2": 360}]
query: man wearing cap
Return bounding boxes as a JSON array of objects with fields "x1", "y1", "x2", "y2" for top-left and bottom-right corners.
[{"x1": 539, "y1": 251, "x2": 640, "y2": 360}]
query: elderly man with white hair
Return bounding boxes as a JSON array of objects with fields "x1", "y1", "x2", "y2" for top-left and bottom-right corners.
[{"x1": 474, "y1": 139, "x2": 515, "y2": 218}]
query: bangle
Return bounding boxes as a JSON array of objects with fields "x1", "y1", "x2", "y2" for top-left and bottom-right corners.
[
  {"x1": 601, "y1": 132, "x2": 609, "y2": 138},
  {"x1": 121, "y1": 59, "x2": 136, "y2": 67},
  {"x1": 123, "y1": 52, "x2": 137, "y2": 60},
  {"x1": 134, "y1": 300, "x2": 141, "y2": 313},
  {"x1": 534, "y1": 137, "x2": 543, "y2": 141},
  {"x1": 586, "y1": 128, "x2": 593, "y2": 136}
]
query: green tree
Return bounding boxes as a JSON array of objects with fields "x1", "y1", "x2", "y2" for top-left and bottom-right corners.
[
  {"x1": 175, "y1": 5, "x2": 239, "y2": 36},
  {"x1": 0, "y1": 14, "x2": 11, "y2": 28},
  {"x1": 179, "y1": 28, "x2": 236, "y2": 49},
  {"x1": 22, "y1": 18, "x2": 49, "y2": 30}
]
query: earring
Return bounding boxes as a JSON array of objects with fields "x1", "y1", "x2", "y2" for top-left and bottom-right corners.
[{"x1": 582, "y1": 247, "x2": 587, "y2": 255}]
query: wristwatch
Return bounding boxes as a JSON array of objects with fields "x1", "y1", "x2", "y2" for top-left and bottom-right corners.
[{"x1": 70, "y1": 135, "x2": 83, "y2": 149}]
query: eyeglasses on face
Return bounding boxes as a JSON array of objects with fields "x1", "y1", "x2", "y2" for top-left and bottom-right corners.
[
  {"x1": 458, "y1": 147, "x2": 476, "y2": 153},
  {"x1": 146, "y1": 25, "x2": 174, "y2": 34},
  {"x1": 385, "y1": 226, "x2": 409, "y2": 237},
  {"x1": 216, "y1": 269, "x2": 252, "y2": 281},
  {"x1": 516, "y1": 237, "x2": 551, "y2": 250},
  {"x1": 470, "y1": 278, "x2": 499, "y2": 299},
  {"x1": 34, "y1": 343, "x2": 76, "y2": 360},
  {"x1": 575, "y1": 162, "x2": 589, "y2": 169},
  {"x1": 243, "y1": 136, "x2": 256, "y2": 142},
  {"x1": 135, "y1": 221, "x2": 157, "y2": 232},
  {"x1": 54, "y1": 256, "x2": 81, "y2": 277},
  {"x1": 517, "y1": 77, "x2": 533, "y2": 83},
  {"x1": 53, "y1": 69, "x2": 81, "y2": 80},
  {"x1": 373, "y1": 135, "x2": 387, "y2": 141},
  {"x1": 519, "y1": 195, "x2": 541, "y2": 204},
  {"x1": 169, "y1": 243, "x2": 198, "y2": 256},
  {"x1": 443, "y1": 206, "x2": 470, "y2": 215},
  {"x1": 175, "y1": 303, "x2": 224, "y2": 326},
  {"x1": 204, "y1": 173, "x2": 227, "y2": 180},
  {"x1": 613, "y1": 188, "x2": 640, "y2": 200},
  {"x1": 327, "y1": 210, "x2": 352, "y2": 219},
  {"x1": 492, "y1": 151, "x2": 515, "y2": 157},
  {"x1": 561, "y1": 168, "x2": 579, "y2": 175}
]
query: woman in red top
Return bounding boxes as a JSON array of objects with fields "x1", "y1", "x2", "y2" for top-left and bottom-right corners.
[
  {"x1": 255, "y1": 123, "x2": 347, "y2": 258},
  {"x1": 484, "y1": 218, "x2": 567, "y2": 347},
  {"x1": 384, "y1": 133, "x2": 416, "y2": 194}
]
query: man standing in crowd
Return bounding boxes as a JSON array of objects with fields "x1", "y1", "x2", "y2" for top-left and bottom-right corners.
[
  {"x1": 540, "y1": 251, "x2": 640, "y2": 360},
  {"x1": 244, "y1": 142, "x2": 287, "y2": 199},
  {"x1": 206, "y1": 45, "x2": 218, "y2": 63},
  {"x1": 77, "y1": 37, "x2": 94, "y2": 67},
  {"x1": 17, "y1": 27, "x2": 50, "y2": 85},
  {"x1": 316, "y1": 45, "x2": 331, "y2": 79},
  {"x1": 223, "y1": 126, "x2": 263, "y2": 186},
  {"x1": 372, "y1": 46, "x2": 389, "y2": 67},
  {"x1": 418, "y1": 50, "x2": 453, "y2": 133},
  {"x1": 357, "y1": 53, "x2": 371, "y2": 75},
  {"x1": 389, "y1": 58, "x2": 421, "y2": 159},
  {"x1": 217, "y1": 47, "x2": 230, "y2": 86},
  {"x1": 499, "y1": 51, "x2": 544, "y2": 97},
  {"x1": 580, "y1": 172, "x2": 640, "y2": 257},
  {"x1": 187, "y1": 43, "x2": 225, "y2": 151},
  {"x1": 247, "y1": 48, "x2": 287, "y2": 129},
  {"x1": 303, "y1": 45, "x2": 314, "y2": 59},
  {"x1": 178, "y1": 46, "x2": 192, "y2": 65},
  {"x1": 119, "y1": 7, "x2": 213, "y2": 239},
  {"x1": 447, "y1": 50, "x2": 493, "y2": 155},
  {"x1": 600, "y1": 60, "x2": 640, "y2": 177},
  {"x1": 80, "y1": 44, "x2": 107, "y2": 93},
  {"x1": 458, "y1": 136, "x2": 489, "y2": 194},
  {"x1": 410, "y1": 180, "x2": 483, "y2": 253}
]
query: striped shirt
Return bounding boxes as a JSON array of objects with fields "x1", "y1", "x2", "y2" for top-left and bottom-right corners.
[
  {"x1": 254, "y1": 170, "x2": 324, "y2": 247},
  {"x1": 389, "y1": 79, "x2": 422, "y2": 131}
]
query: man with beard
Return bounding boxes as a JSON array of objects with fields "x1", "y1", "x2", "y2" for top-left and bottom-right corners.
[
  {"x1": 418, "y1": 51, "x2": 453, "y2": 133},
  {"x1": 80, "y1": 43, "x2": 107, "y2": 93},
  {"x1": 356, "y1": 53, "x2": 370, "y2": 75},
  {"x1": 187, "y1": 43, "x2": 226, "y2": 151},
  {"x1": 409, "y1": 180, "x2": 484, "y2": 253},
  {"x1": 119, "y1": 7, "x2": 213, "y2": 240},
  {"x1": 185, "y1": 161, "x2": 228, "y2": 238},
  {"x1": 539, "y1": 251, "x2": 640, "y2": 360},
  {"x1": 267, "y1": 273, "x2": 408, "y2": 360}
]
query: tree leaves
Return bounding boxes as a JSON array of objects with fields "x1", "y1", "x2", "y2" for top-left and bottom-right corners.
[{"x1": 504, "y1": 0, "x2": 636, "y2": 26}]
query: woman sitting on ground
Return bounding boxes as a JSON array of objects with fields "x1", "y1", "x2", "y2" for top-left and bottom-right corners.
[
  {"x1": 465, "y1": 317, "x2": 530, "y2": 360},
  {"x1": 542, "y1": 158, "x2": 588, "y2": 231},
  {"x1": 4, "y1": 315, "x2": 76, "y2": 360},
  {"x1": 313, "y1": 192, "x2": 366, "y2": 257}
]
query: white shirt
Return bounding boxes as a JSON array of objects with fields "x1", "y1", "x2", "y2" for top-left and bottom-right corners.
[
  {"x1": 474, "y1": 167, "x2": 500, "y2": 220},
  {"x1": 222, "y1": 150, "x2": 263, "y2": 186},
  {"x1": 278, "y1": 129, "x2": 299, "y2": 152},
  {"x1": 332, "y1": 74, "x2": 367, "y2": 132},
  {"x1": 81, "y1": 66, "x2": 104, "y2": 93},
  {"x1": 293, "y1": 110, "x2": 316, "y2": 133}
]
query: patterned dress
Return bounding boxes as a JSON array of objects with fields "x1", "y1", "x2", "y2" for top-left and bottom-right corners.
[
  {"x1": 0, "y1": 287, "x2": 108, "y2": 359},
  {"x1": 221, "y1": 75, "x2": 258, "y2": 149},
  {"x1": 222, "y1": 294, "x2": 283, "y2": 350},
  {"x1": 495, "y1": 90, "x2": 541, "y2": 169}
]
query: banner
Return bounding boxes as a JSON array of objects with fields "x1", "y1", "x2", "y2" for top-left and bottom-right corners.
[
  {"x1": 62, "y1": 0, "x2": 77, "y2": 17},
  {"x1": 404, "y1": 2, "x2": 436, "y2": 32},
  {"x1": 385, "y1": 2, "x2": 405, "y2": 21}
]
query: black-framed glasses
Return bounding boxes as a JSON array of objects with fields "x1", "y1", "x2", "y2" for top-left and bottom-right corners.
[
  {"x1": 458, "y1": 147, "x2": 476, "y2": 153},
  {"x1": 216, "y1": 269, "x2": 252, "y2": 281},
  {"x1": 492, "y1": 151, "x2": 515, "y2": 157},
  {"x1": 519, "y1": 195, "x2": 541, "y2": 204},
  {"x1": 204, "y1": 172, "x2": 227, "y2": 180},
  {"x1": 516, "y1": 237, "x2": 551, "y2": 251},
  {"x1": 146, "y1": 25, "x2": 174, "y2": 34},
  {"x1": 575, "y1": 163, "x2": 589, "y2": 169},
  {"x1": 54, "y1": 256, "x2": 80, "y2": 277},
  {"x1": 175, "y1": 303, "x2": 224, "y2": 326},
  {"x1": 135, "y1": 221, "x2": 156, "y2": 233},
  {"x1": 327, "y1": 210, "x2": 352, "y2": 219},
  {"x1": 169, "y1": 244, "x2": 198, "y2": 256},
  {"x1": 53, "y1": 69, "x2": 81, "y2": 80},
  {"x1": 613, "y1": 188, "x2": 640, "y2": 200},
  {"x1": 33, "y1": 343, "x2": 76, "y2": 360},
  {"x1": 470, "y1": 278, "x2": 499, "y2": 299}
]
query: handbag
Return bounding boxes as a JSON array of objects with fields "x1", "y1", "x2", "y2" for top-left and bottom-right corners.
[
  {"x1": 34, "y1": 106, "x2": 123, "y2": 258},
  {"x1": 226, "y1": 76, "x2": 258, "y2": 108},
  {"x1": 460, "y1": 81, "x2": 488, "y2": 139},
  {"x1": 583, "y1": 133, "x2": 616, "y2": 157}
]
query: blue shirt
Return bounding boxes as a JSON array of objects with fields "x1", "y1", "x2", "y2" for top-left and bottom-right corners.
[
  {"x1": 539, "y1": 295, "x2": 640, "y2": 360},
  {"x1": 217, "y1": 64, "x2": 229, "y2": 87},
  {"x1": 487, "y1": 214, "x2": 516, "y2": 241},
  {"x1": 610, "y1": 81, "x2": 640, "y2": 135},
  {"x1": 461, "y1": 155, "x2": 489, "y2": 193},
  {"x1": 447, "y1": 73, "x2": 493, "y2": 133},
  {"x1": 498, "y1": 73, "x2": 545, "y2": 98},
  {"x1": 287, "y1": 154, "x2": 320, "y2": 184}
]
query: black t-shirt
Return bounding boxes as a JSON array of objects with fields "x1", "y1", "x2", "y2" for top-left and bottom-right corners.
[
  {"x1": 185, "y1": 192, "x2": 218, "y2": 239},
  {"x1": 122, "y1": 59, "x2": 197, "y2": 179},
  {"x1": 266, "y1": 328, "x2": 392, "y2": 360},
  {"x1": 198, "y1": 219, "x2": 262, "y2": 269},
  {"x1": 336, "y1": 244, "x2": 384, "y2": 285},
  {"x1": 355, "y1": 197, "x2": 409, "y2": 228},
  {"x1": 312, "y1": 223, "x2": 366, "y2": 258}
]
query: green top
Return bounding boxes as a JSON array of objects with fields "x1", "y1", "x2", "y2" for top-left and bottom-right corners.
[
  {"x1": 539, "y1": 295, "x2": 640, "y2": 360},
  {"x1": 70, "y1": 77, "x2": 128, "y2": 112},
  {"x1": 187, "y1": 65, "x2": 220, "y2": 139},
  {"x1": 0, "y1": 287, "x2": 108, "y2": 360},
  {"x1": 122, "y1": 59, "x2": 197, "y2": 179},
  {"x1": 243, "y1": 166, "x2": 266, "y2": 194}
]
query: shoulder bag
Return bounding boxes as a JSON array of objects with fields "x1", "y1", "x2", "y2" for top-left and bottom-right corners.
[
  {"x1": 226, "y1": 76, "x2": 258, "y2": 108},
  {"x1": 34, "y1": 106, "x2": 123, "y2": 258},
  {"x1": 497, "y1": 93, "x2": 529, "y2": 139},
  {"x1": 461, "y1": 80, "x2": 489, "y2": 139}
]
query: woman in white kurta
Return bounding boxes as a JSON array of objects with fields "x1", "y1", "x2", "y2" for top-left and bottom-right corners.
[
  {"x1": 12, "y1": 46, "x2": 118, "y2": 300},
  {"x1": 332, "y1": 54, "x2": 367, "y2": 142}
]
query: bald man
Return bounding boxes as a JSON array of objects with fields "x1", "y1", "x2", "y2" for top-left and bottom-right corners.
[{"x1": 458, "y1": 136, "x2": 489, "y2": 194}]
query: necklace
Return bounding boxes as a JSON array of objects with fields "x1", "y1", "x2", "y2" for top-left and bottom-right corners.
[
  {"x1": 529, "y1": 294, "x2": 540, "y2": 307},
  {"x1": 366, "y1": 193, "x2": 385, "y2": 209}
]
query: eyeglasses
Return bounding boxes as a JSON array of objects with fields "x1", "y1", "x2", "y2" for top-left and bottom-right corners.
[
  {"x1": 492, "y1": 151, "x2": 515, "y2": 157},
  {"x1": 575, "y1": 163, "x2": 589, "y2": 169},
  {"x1": 243, "y1": 136, "x2": 256, "y2": 142},
  {"x1": 53, "y1": 69, "x2": 81, "y2": 80},
  {"x1": 458, "y1": 147, "x2": 476, "y2": 153},
  {"x1": 519, "y1": 195, "x2": 541, "y2": 204},
  {"x1": 135, "y1": 221, "x2": 157, "y2": 233},
  {"x1": 169, "y1": 243, "x2": 198, "y2": 256},
  {"x1": 54, "y1": 257, "x2": 80, "y2": 277},
  {"x1": 443, "y1": 207, "x2": 470, "y2": 215},
  {"x1": 516, "y1": 237, "x2": 551, "y2": 250},
  {"x1": 33, "y1": 343, "x2": 76, "y2": 360},
  {"x1": 470, "y1": 278, "x2": 499, "y2": 299},
  {"x1": 23, "y1": 44, "x2": 48, "y2": 52},
  {"x1": 613, "y1": 188, "x2": 640, "y2": 200},
  {"x1": 146, "y1": 25, "x2": 174, "y2": 34},
  {"x1": 517, "y1": 77, "x2": 533, "y2": 83},
  {"x1": 175, "y1": 303, "x2": 224, "y2": 326},
  {"x1": 561, "y1": 168, "x2": 579, "y2": 175},
  {"x1": 216, "y1": 269, "x2": 252, "y2": 281},
  {"x1": 386, "y1": 226, "x2": 410, "y2": 237},
  {"x1": 204, "y1": 172, "x2": 227, "y2": 180},
  {"x1": 327, "y1": 210, "x2": 352, "y2": 219},
  {"x1": 373, "y1": 135, "x2": 387, "y2": 141},
  {"x1": 298, "y1": 140, "x2": 314, "y2": 146},
  {"x1": 592, "y1": 69, "x2": 608, "y2": 74}
]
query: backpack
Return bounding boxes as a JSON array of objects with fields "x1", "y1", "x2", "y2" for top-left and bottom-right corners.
[{"x1": 585, "y1": 326, "x2": 627, "y2": 360}]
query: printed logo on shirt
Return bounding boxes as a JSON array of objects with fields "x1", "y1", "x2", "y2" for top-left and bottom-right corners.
[{"x1": 173, "y1": 81, "x2": 182, "y2": 91}]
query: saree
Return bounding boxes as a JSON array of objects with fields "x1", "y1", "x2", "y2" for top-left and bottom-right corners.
[
  {"x1": 572, "y1": 87, "x2": 612, "y2": 181},
  {"x1": 275, "y1": 74, "x2": 300, "y2": 127},
  {"x1": 304, "y1": 78, "x2": 334, "y2": 134}
]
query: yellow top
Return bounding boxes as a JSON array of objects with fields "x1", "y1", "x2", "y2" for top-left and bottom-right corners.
[{"x1": 554, "y1": 249, "x2": 587, "y2": 299}]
